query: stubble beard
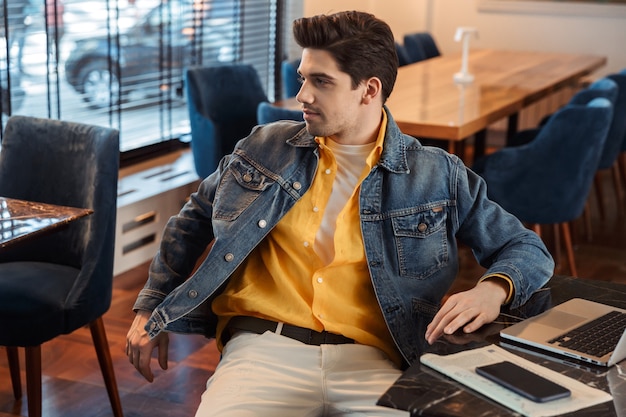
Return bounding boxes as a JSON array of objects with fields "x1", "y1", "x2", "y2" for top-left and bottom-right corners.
[{"x1": 304, "y1": 119, "x2": 333, "y2": 138}]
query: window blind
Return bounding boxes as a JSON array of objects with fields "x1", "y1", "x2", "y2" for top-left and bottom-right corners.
[{"x1": 1, "y1": 0, "x2": 287, "y2": 156}]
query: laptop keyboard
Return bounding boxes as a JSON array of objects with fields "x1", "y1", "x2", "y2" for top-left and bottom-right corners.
[{"x1": 548, "y1": 310, "x2": 626, "y2": 358}]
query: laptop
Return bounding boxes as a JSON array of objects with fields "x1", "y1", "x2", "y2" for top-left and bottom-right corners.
[{"x1": 500, "y1": 298, "x2": 626, "y2": 367}]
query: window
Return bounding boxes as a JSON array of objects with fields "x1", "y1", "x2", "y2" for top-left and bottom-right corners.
[{"x1": 1, "y1": 0, "x2": 290, "y2": 161}]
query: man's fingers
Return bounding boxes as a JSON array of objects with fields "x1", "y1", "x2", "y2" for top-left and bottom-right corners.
[
  {"x1": 158, "y1": 334, "x2": 169, "y2": 371},
  {"x1": 137, "y1": 347, "x2": 155, "y2": 382},
  {"x1": 425, "y1": 299, "x2": 456, "y2": 342}
]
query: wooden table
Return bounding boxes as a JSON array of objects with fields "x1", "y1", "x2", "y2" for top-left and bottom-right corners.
[
  {"x1": 386, "y1": 49, "x2": 606, "y2": 156},
  {"x1": 277, "y1": 49, "x2": 606, "y2": 159},
  {"x1": 0, "y1": 197, "x2": 93, "y2": 249}
]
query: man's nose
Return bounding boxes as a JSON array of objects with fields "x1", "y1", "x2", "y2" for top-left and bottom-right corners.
[{"x1": 295, "y1": 82, "x2": 310, "y2": 104}]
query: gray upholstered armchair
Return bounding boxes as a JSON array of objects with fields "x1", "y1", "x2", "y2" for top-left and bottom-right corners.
[{"x1": 0, "y1": 116, "x2": 123, "y2": 417}]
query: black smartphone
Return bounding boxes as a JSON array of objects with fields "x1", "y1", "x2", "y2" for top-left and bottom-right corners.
[{"x1": 475, "y1": 361, "x2": 571, "y2": 403}]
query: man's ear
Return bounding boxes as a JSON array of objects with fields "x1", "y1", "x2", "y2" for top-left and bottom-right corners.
[{"x1": 362, "y1": 77, "x2": 382, "y2": 105}]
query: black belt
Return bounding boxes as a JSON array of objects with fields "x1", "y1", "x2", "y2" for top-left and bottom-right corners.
[{"x1": 226, "y1": 316, "x2": 354, "y2": 346}]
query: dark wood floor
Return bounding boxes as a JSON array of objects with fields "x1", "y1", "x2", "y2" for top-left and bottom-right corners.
[{"x1": 1, "y1": 161, "x2": 625, "y2": 417}]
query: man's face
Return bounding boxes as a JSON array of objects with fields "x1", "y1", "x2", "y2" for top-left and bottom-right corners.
[{"x1": 296, "y1": 48, "x2": 368, "y2": 143}]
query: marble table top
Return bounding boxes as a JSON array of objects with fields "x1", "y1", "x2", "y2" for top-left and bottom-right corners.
[
  {"x1": 0, "y1": 197, "x2": 92, "y2": 249},
  {"x1": 378, "y1": 275, "x2": 626, "y2": 416}
]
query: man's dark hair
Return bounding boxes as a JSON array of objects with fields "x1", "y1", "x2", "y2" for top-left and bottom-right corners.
[{"x1": 292, "y1": 11, "x2": 398, "y2": 103}]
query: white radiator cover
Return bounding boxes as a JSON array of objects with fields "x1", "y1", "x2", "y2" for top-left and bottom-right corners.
[{"x1": 115, "y1": 151, "x2": 200, "y2": 276}]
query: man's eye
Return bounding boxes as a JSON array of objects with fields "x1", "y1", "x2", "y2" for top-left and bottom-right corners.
[{"x1": 315, "y1": 78, "x2": 329, "y2": 86}]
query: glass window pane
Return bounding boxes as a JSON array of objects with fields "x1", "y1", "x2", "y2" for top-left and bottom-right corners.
[{"x1": 1, "y1": 0, "x2": 284, "y2": 154}]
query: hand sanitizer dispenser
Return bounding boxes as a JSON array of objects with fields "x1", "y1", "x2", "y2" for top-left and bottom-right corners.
[{"x1": 453, "y1": 27, "x2": 478, "y2": 84}]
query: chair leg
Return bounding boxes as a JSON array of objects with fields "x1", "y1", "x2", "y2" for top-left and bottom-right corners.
[
  {"x1": 582, "y1": 201, "x2": 593, "y2": 242},
  {"x1": 611, "y1": 164, "x2": 625, "y2": 213},
  {"x1": 6, "y1": 346, "x2": 22, "y2": 399},
  {"x1": 531, "y1": 223, "x2": 564, "y2": 271},
  {"x1": 89, "y1": 317, "x2": 124, "y2": 417},
  {"x1": 593, "y1": 172, "x2": 606, "y2": 219},
  {"x1": 560, "y1": 222, "x2": 578, "y2": 277},
  {"x1": 24, "y1": 345, "x2": 42, "y2": 417},
  {"x1": 619, "y1": 152, "x2": 626, "y2": 191},
  {"x1": 530, "y1": 223, "x2": 542, "y2": 237}
]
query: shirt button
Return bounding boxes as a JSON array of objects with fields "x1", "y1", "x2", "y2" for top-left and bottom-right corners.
[
  {"x1": 313, "y1": 206, "x2": 319, "y2": 212},
  {"x1": 325, "y1": 168, "x2": 331, "y2": 174},
  {"x1": 418, "y1": 223, "x2": 428, "y2": 232},
  {"x1": 317, "y1": 277, "x2": 323, "y2": 283},
  {"x1": 188, "y1": 289, "x2": 198, "y2": 299},
  {"x1": 224, "y1": 253, "x2": 235, "y2": 262},
  {"x1": 293, "y1": 182, "x2": 302, "y2": 190},
  {"x1": 258, "y1": 219, "x2": 267, "y2": 228},
  {"x1": 303, "y1": 241, "x2": 310, "y2": 247},
  {"x1": 242, "y1": 173, "x2": 252, "y2": 182}
]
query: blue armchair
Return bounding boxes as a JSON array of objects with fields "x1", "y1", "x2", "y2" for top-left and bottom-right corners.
[
  {"x1": 595, "y1": 71, "x2": 626, "y2": 217},
  {"x1": 507, "y1": 77, "x2": 618, "y2": 148},
  {"x1": 281, "y1": 58, "x2": 301, "y2": 99},
  {"x1": 403, "y1": 32, "x2": 440, "y2": 63},
  {"x1": 0, "y1": 116, "x2": 122, "y2": 417},
  {"x1": 395, "y1": 42, "x2": 411, "y2": 67},
  {"x1": 617, "y1": 69, "x2": 626, "y2": 190},
  {"x1": 474, "y1": 98, "x2": 613, "y2": 276},
  {"x1": 257, "y1": 101, "x2": 303, "y2": 125},
  {"x1": 185, "y1": 64, "x2": 268, "y2": 179}
]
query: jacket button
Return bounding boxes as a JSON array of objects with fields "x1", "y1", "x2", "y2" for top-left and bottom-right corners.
[
  {"x1": 418, "y1": 223, "x2": 428, "y2": 232},
  {"x1": 293, "y1": 182, "x2": 302, "y2": 190},
  {"x1": 224, "y1": 253, "x2": 235, "y2": 262},
  {"x1": 258, "y1": 219, "x2": 267, "y2": 228},
  {"x1": 188, "y1": 290, "x2": 198, "y2": 299},
  {"x1": 243, "y1": 173, "x2": 252, "y2": 182}
]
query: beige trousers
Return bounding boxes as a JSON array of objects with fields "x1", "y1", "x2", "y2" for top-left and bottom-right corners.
[{"x1": 194, "y1": 330, "x2": 407, "y2": 417}]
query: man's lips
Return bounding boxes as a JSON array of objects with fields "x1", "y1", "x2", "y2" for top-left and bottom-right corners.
[{"x1": 302, "y1": 108, "x2": 321, "y2": 119}]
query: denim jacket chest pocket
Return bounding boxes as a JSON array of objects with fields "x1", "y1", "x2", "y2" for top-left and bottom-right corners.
[
  {"x1": 213, "y1": 158, "x2": 276, "y2": 221},
  {"x1": 391, "y1": 205, "x2": 449, "y2": 279}
]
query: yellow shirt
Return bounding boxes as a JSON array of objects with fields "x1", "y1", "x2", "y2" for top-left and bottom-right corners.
[{"x1": 212, "y1": 111, "x2": 403, "y2": 364}]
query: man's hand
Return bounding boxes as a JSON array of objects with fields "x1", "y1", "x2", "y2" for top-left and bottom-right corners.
[
  {"x1": 425, "y1": 279, "x2": 508, "y2": 345},
  {"x1": 126, "y1": 310, "x2": 169, "y2": 382}
]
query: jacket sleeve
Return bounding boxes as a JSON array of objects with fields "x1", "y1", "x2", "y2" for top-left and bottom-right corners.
[
  {"x1": 453, "y1": 159, "x2": 554, "y2": 308},
  {"x1": 132, "y1": 155, "x2": 230, "y2": 312}
]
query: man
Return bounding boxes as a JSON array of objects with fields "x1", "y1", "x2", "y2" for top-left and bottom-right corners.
[{"x1": 127, "y1": 10, "x2": 554, "y2": 416}]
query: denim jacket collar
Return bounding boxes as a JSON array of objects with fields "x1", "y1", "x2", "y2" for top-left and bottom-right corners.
[{"x1": 286, "y1": 106, "x2": 410, "y2": 175}]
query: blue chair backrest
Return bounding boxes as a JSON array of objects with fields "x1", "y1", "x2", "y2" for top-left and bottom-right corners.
[
  {"x1": 620, "y1": 68, "x2": 626, "y2": 152},
  {"x1": 403, "y1": 32, "x2": 440, "y2": 63},
  {"x1": 569, "y1": 77, "x2": 621, "y2": 170},
  {"x1": 607, "y1": 71, "x2": 626, "y2": 154},
  {"x1": 402, "y1": 33, "x2": 427, "y2": 63},
  {"x1": 395, "y1": 42, "x2": 411, "y2": 67},
  {"x1": 281, "y1": 58, "x2": 301, "y2": 99},
  {"x1": 257, "y1": 102, "x2": 303, "y2": 125},
  {"x1": 569, "y1": 77, "x2": 617, "y2": 106},
  {"x1": 477, "y1": 98, "x2": 613, "y2": 224},
  {"x1": 185, "y1": 64, "x2": 268, "y2": 178}
]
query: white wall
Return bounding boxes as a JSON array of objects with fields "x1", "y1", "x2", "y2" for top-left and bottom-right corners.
[{"x1": 302, "y1": 0, "x2": 626, "y2": 76}]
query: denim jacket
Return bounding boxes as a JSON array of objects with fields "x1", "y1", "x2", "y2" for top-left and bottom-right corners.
[{"x1": 134, "y1": 108, "x2": 554, "y2": 367}]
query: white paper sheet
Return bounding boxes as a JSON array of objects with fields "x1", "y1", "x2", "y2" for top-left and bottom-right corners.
[{"x1": 420, "y1": 345, "x2": 612, "y2": 417}]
